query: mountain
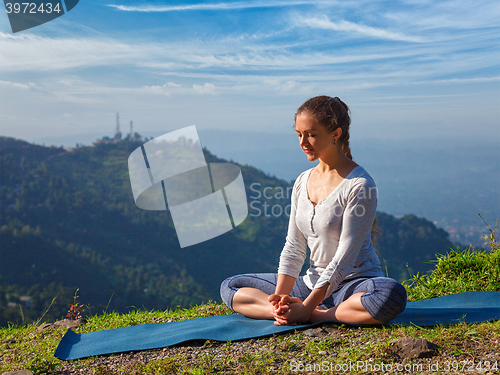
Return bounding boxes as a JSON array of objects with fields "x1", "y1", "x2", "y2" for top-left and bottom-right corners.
[{"x1": 0, "y1": 136, "x2": 455, "y2": 326}]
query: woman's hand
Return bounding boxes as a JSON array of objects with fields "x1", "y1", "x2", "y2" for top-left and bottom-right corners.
[
  {"x1": 268, "y1": 294, "x2": 293, "y2": 324},
  {"x1": 269, "y1": 276, "x2": 326, "y2": 325},
  {"x1": 268, "y1": 294, "x2": 295, "y2": 315},
  {"x1": 268, "y1": 294, "x2": 287, "y2": 315},
  {"x1": 270, "y1": 295, "x2": 312, "y2": 326}
]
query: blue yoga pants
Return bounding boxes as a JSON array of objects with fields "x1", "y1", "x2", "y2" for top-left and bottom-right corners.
[{"x1": 220, "y1": 273, "x2": 407, "y2": 323}]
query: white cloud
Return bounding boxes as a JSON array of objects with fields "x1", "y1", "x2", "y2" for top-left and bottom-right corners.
[
  {"x1": 0, "y1": 32, "x2": 162, "y2": 71},
  {"x1": 142, "y1": 85, "x2": 171, "y2": 95},
  {"x1": 107, "y1": 1, "x2": 321, "y2": 12},
  {"x1": 0, "y1": 80, "x2": 30, "y2": 89},
  {"x1": 137, "y1": 62, "x2": 178, "y2": 70},
  {"x1": 164, "y1": 82, "x2": 181, "y2": 88},
  {"x1": 411, "y1": 76, "x2": 500, "y2": 85},
  {"x1": 1, "y1": 15, "x2": 494, "y2": 82},
  {"x1": 193, "y1": 83, "x2": 216, "y2": 95},
  {"x1": 384, "y1": 1, "x2": 500, "y2": 30},
  {"x1": 296, "y1": 15, "x2": 426, "y2": 43},
  {"x1": 141, "y1": 82, "x2": 182, "y2": 94}
]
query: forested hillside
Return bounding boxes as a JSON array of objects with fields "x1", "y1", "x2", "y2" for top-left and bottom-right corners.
[{"x1": 0, "y1": 136, "x2": 454, "y2": 326}]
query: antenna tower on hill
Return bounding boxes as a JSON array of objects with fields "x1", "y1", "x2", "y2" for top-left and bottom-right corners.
[{"x1": 115, "y1": 113, "x2": 122, "y2": 140}]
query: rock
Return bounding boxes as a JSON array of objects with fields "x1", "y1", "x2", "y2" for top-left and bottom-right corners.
[
  {"x1": 304, "y1": 327, "x2": 332, "y2": 338},
  {"x1": 35, "y1": 318, "x2": 87, "y2": 333},
  {"x1": 318, "y1": 350, "x2": 327, "y2": 355},
  {"x1": 53, "y1": 318, "x2": 87, "y2": 329},
  {"x1": 321, "y1": 327, "x2": 339, "y2": 335},
  {"x1": 35, "y1": 323, "x2": 53, "y2": 333},
  {"x1": 390, "y1": 337, "x2": 438, "y2": 358},
  {"x1": 2, "y1": 370, "x2": 34, "y2": 375}
]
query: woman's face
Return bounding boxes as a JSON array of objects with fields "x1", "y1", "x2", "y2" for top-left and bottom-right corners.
[{"x1": 295, "y1": 111, "x2": 336, "y2": 162}]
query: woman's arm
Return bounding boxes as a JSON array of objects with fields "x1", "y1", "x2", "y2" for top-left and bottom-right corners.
[
  {"x1": 277, "y1": 174, "x2": 308, "y2": 280},
  {"x1": 271, "y1": 172, "x2": 310, "y2": 323},
  {"x1": 269, "y1": 273, "x2": 296, "y2": 315},
  {"x1": 275, "y1": 273, "x2": 297, "y2": 295}
]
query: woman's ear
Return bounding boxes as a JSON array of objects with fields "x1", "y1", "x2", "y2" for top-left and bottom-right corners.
[{"x1": 332, "y1": 127, "x2": 342, "y2": 142}]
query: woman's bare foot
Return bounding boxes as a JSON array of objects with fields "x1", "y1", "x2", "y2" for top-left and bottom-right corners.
[{"x1": 309, "y1": 293, "x2": 384, "y2": 325}]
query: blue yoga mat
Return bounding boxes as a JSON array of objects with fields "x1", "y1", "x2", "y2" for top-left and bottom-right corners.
[{"x1": 55, "y1": 291, "x2": 500, "y2": 360}]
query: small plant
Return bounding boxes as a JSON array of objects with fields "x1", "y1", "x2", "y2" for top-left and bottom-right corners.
[
  {"x1": 479, "y1": 213, "x2": 498, "y2": 252},
  {"x1": 65, "y1": 289, "x2": 85, "y2": 320}
]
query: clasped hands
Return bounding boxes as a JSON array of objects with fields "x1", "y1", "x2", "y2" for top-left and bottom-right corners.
[{"x1": 268, "y1": 294, "x2": 312, "y2": 326}]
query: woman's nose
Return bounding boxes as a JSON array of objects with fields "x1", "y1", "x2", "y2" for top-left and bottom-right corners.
[{"x1": 299, "y1": 135, "x2": 308, "y2": 147}]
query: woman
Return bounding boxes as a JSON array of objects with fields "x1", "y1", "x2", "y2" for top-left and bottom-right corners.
[{"x1": 220, "y1": 96, "x2": 407, "y2": 326}]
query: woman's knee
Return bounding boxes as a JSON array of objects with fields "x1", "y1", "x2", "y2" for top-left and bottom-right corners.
[
  {"x1": 220, "y1": 273, "x2": 278, "y2": 310},
  {"x1": 360, "y1": 277, "x2": 407, "y2": 323},
  {"x1": 220, "y1": 276, "x2": 237, "y2": 309}
]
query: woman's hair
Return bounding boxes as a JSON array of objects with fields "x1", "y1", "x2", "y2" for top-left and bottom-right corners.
[
  {"x1": 295, "y1": 95, "x2": 353, "y2": 160},
  {"x1": 296, "y1": 95, "x2": 380, "y2": 248}
]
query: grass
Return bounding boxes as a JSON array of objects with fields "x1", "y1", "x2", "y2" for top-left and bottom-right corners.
[
  {"x1": 404, "y1": 215, "x2": 499, "y2": 302},
  {"x1": 404, "y1": 244, "x2": 500, "y2": 301},
  {"x1": 0, "y1": 301, "x2": 233, "y2": 374},
  {"x1": 1, "y1": 218, "x2": 499, "y2": 374}
]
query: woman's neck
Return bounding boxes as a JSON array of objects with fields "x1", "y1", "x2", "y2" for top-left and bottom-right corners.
[{"x1": 316, "y1": 152, "x2": 357, "y2": 177}]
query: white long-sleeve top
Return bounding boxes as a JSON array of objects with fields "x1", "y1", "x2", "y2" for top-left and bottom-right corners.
[{"x1": 277, "y1": 165, "x2": 384, "y2": 298}]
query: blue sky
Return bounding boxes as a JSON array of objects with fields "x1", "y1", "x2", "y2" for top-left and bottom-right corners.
[{"x1": 1, "y1": 0, "x2": 499, "y2": 145}]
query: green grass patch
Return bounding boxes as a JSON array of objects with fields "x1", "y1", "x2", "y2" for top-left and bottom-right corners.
[
  {"x1": 405, "y1": 220, "x2": 499, "y2": 301},
  {"x1": 0, "y1": 301, "x2": 233, "y2": 374}
]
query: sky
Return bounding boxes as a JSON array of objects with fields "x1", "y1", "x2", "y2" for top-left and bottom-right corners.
[{"x1": 1, "y1": 0, "x2": 499, "y2": 146}]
